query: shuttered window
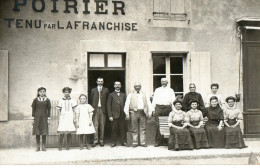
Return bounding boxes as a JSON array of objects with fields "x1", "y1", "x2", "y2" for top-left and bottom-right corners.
[{"x1": 153, "y1": 0, "x2": 187, "y2": 20}]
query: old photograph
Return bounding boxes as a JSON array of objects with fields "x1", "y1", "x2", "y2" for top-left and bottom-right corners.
[{"x1": 0, "y1": 0, "x2": 260, "y2": 165}]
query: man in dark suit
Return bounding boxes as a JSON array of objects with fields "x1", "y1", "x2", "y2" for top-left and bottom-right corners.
[
  {"x1": 107, "y1": 81, "x2": 127, "y2": 147},
  {"x1": 90, "y1": 77, "x2": 109, "y2": 147}
]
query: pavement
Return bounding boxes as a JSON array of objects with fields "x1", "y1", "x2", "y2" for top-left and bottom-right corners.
[{"x1": 0, "y1": 140, "x2": 260, "y2": 165}]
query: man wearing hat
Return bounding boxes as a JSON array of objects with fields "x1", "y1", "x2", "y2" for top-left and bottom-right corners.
[{"x1": 124, "y1": 82, "x2": 152, "y2": 147}]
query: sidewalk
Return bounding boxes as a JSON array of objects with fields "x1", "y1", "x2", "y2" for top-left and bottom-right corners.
[{"x1": 0, "y1": 140, "x2": 259, "y2": 165}]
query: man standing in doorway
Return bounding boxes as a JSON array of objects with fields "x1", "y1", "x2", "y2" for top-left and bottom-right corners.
[
  {"x1": 107, "y1": 81, "x2": 127, "y2": 147},
  {"x1": 124, "y1": 82, "x2": 152, "y2": 147},
  {"x1": 152, "y1": 78, "x2": 176, "y2": 147},
  {"x1": 90, "y1": 77, "x2": 109, "y2": 147},
  {"x1": 182, "y1": 83, "x2": 206, "y2": 113}
]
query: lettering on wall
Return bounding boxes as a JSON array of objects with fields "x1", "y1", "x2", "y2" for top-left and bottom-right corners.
[{"x1": 4, "y1": 0, "x2": 138, "y2": 31}]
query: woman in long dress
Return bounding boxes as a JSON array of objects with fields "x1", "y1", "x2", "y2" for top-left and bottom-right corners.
[
  {"x1": 186, "y1": 99, "x2": 209, "y2": 149},
  {"x1": 168, "y1": 100, "x2": 194, "y2": 151},
  {"x1": 204, "y1": 96, "x2": 225, "y2": 148},
  {"x1": 75, "y1": 94, "x2": 95, "y2": 150},
  {"x1": 224, "y1": 96, "x2": 247, "y2": 149}
]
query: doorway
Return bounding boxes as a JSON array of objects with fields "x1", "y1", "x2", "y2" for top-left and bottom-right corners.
[{"x1": 87, "y1": 52, "x2": 126, "y2": 142}]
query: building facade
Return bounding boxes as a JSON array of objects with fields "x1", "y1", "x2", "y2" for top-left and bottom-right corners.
[{"x1": 0, "y1": 0, "x2": 260, "y2": 148}]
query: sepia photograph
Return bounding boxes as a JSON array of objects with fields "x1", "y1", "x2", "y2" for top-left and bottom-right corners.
[{"x1": 0, "y1": 0, "x2": 260, "y2": 165}]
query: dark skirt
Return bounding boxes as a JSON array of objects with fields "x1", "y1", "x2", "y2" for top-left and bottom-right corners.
[
  {"x1": 168, "y1": 121, "x2": 194, "y2": 150},
  {"x1": 224, "y1": 119, "x2": 247, "y2": 149},
  {"x1": 204, "y1": 120, "x2": 225, "y2": 148},
  {"x1": 33, "y1": 115, "x2": 48, "y2": 135},
  {"x1": 188, "y1": 121, "x2": 209, "y2": 149}
]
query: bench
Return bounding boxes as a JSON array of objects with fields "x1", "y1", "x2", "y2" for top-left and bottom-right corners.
[{"x1": 159, "y1": 116, "x2": 209, "y2": 139}]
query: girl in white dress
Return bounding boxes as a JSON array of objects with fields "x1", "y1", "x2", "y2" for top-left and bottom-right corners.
[
  {"x1": 57, "y1": 87, "x2": 77, "y2": 151},
  {"x1": 75, "y1": 94, "x2": 95, "y2": 150}
]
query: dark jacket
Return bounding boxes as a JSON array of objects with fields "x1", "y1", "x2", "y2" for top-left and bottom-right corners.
[
  {"x1": 90, "y1": 87, "x2": 109, "y2": 114},
  {"x1": 182, "y1": 92, "x2": 206, "y2": 113},
  {"x1": 107, "y1": 91, "x2": 126, "y2": 119}
]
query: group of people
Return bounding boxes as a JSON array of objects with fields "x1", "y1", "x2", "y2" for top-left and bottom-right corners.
[{"x1": 31, "y1": 77, "x2": 247, "y2": 152}]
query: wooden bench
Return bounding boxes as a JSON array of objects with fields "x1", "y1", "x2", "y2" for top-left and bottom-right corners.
[{"x1": 159, "y1": 116, "x2": 209, "y2": 139}]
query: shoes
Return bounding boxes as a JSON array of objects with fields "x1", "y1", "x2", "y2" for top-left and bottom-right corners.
[
  {"x1": 140, "y1": 144, "x2": 147, "y2": 147},
  {"x1": 86, "y1": 144, "x2": 91, "y2": 150},
  {"x1": 121, "y1": 142, "x2": 127, "y2": 146},
  {"x1": 111, "y1": 143, "x2": 116, "y2": 147},
  {"x1": 100, "y1": 143, "x2": 104, "y2": 147},
  {"x1": 80, "y1": 147, "x2": 83, "y2": 150},
  {"x1": 58, "y1": 147, "x2": 62, "y2": 151},
  {"x1": 42, "y1": 146, "x2": 46, "y2": 152},
  {"x1": 91, "y1": 144, "x2": 96, "y2": 147},
  {"x1": 36, "y1": 147, "x2": 40, "y2": 152},
  {"x1": 154, "y1": 144, "x2": 159, "y2": 147},
  {"x1": 66, "y1": 146, "x2": 70, "y2": 150},
  {"x1": 132, "y1": 144, "x2": 138, "y2": 148}
]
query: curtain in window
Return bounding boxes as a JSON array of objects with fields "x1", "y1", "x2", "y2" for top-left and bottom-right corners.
[
  {"x1": 89, "y1": 54, "x2": 105, "y2": 67},
  {"x1": 107, "y1": 54, "x2": 122, "y2": 67}
]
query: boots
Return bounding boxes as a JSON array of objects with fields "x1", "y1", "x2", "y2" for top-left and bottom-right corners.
[
  {"x1": 42, "y1": 135, "x2": 46, "y2": 152},
  {"x1": 36, "y1": 135, "x2": 40, "y2": 152},
  {"x1": 79, "y1": 135, "x2": 84, "y2": 150},
  {"x1": 66, "y1": 134, "x2": 71, "y2": 150},
  {"x1": 58, "y1": 134, "x2": 64, "y2": 151}
]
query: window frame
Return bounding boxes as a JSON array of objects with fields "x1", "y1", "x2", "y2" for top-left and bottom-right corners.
[
  {"x1": 88, "y1": 52, "x2": 126, "y2": 71},
  {"x1": 152, "y1": 53, "x2": 185, "y2": 97}
]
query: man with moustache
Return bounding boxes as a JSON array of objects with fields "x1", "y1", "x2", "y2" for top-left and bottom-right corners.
[
  {"x1": 90, "y1": 77, "x2": 109, "y2": 147},
  {"x1": 152, "y1": 78, "x2": 176, "y2": 147},
  {"x1": 107, "y1": 81, "x2": 127, "y2": 147}
]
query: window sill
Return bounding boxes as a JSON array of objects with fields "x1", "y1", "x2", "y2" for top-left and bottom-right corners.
[{"x1": 147, "y1": 19, "x2": 191, "y2": 28}]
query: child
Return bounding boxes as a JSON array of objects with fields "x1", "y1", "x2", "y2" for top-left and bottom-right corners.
[
  {"x1": 205, "y1": 83, "x2": 224, "y2": 108},
  {"x1": 57, "y1": 87, "x2": 77, "y2": 151},
  {"x1": 168, "y1": 99, "x2": 194, "y2": 151},
  {"x1": 31, "y1": 87, "x2": 51, "y2": 152},
  {"x1": 204, "y1": 96, "x2": 225, "y2": 148},
  {"x1": 75, "y1": 94, "x2": 95, "y2": 150},
  {"x1": 224, "y1": 96, "x2": 247, "y2": 149},
  {"x1": 186, "y1": 99, "x2": 209, "y2": 149}
]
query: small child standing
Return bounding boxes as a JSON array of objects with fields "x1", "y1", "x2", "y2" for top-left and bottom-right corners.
[
  {"x1": 31, "y1": 87, "x2": 51, "y2": 152},
  {"x1": 75, "y1": 94, "x2": 95, "y2": 150},
  {"x1": 57, "y1": 87, "x2": 77, "y2": 151}
]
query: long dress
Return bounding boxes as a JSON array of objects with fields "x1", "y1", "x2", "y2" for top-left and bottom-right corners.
[
  {"x1": 224, "y1": 107, "x2": 247, "y2": 149},
  {"x1": 76, "y1": 104, "x2": 96, "y2": 135},
  {"x1": 57, "y1": 97, "x2": 77, "y2": 134},
  {"x1": 186, "y1": 109, "x2": 209, "y2": 149},
  {"x1": 204, "y1": 105, "x2": 225, "y2": 148},
  {"x1": 168, "y1": 110, "x2": 194, "y2": 150},
  {"x1": 32, "y1": 97, "x2": 51, "y2": 135}
]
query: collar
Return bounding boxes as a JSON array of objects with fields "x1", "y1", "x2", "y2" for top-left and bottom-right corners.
[
  {"x1": 63, "y1": 96, "x2": 71, "y2": 100},
  {"x1": 115, "y1": 90, "x2": 120, "y2": 93},
  {"x1": 135, "y1": 91, "x2": 142, "y2": 94},
  {"x1": 173, "y1": 109, "x2": 183, "y2": 114},
  {"x1": 227, "y1": 106, "x2": 236, "y2": 110},
  {"x1": 37, "y1": 97, "x2": 47, "y2": 101},
  {"x1": 190, "y1": 109, "x2": 198, "y2": 112}
]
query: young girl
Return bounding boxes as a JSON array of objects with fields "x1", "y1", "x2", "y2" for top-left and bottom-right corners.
[
  {"x1": 204, "y1": 96, "x2": 225, "y2": 148},
  {"x1": 31, "y1": 87, "x2": 51, "y2": 152},
  {"x1": 57, "y1": 87, "x2": 77, "y2": 151},
  {"x1": 186, "y1": 99, "x2": 209, "y2": 149},
  {"x1": 75, "y1": 94, "x2": 95, "y2": 150},
  {"x1": 168, "y1": 99, "x2": 194, "y2": 151},
  {"x1": 224, "y1": 96, "x2": 247, "y2": 149},
  {"x1": 205, "y1": 83, "x2": 224, "y2": 108}
]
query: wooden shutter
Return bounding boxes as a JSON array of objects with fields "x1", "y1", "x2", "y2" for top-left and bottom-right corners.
[
  {"x1": 170, "y1": 0, "x2": 186, "y2": 21},
  {"x1": 0, "y1": 50, "x2": 8, "y2": 121},
  {"x1": 190, "y1": 52, "x2": 211, "y2": 100},
  {"x1": 153, "y1": 0, "x2": 171, "y2": 19}
]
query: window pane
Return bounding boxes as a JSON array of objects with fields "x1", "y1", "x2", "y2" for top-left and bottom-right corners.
[
  {"x1": 89, "y1": 54, "x2": 105, "y2": 67},
  {"x1": 153, "y1": 0, "x2": 171, "y2": 19},
  {"x1": 107, "y1": 54, "x2": 122, "y2": 67},
  {"x1": 153, "y1": 75, "x2": 166, "y2": 91},
  {"x1": 153, "y1": 57, "x2": 166, "y2": 74},
  {"x1": 170, "y1": 57, "x2": 183, "y2": 74},
  {"x1": 170, "y1": 75, "x2": 183, "y2": 92}
]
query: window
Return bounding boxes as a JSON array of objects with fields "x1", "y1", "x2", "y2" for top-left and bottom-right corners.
[
  {"x1": 153, "y1": 53, "x2": 185, "y2": 98},
  {"x1": 153, "y1": 0, "x2": 186, "y2": 21},
  {"x1": 88, "y1": 53, "x2": 125, "y2": 70}
]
